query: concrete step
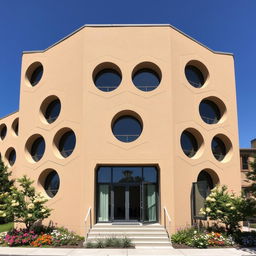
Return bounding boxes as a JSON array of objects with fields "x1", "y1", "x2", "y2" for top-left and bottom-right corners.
[{"x1": 86, "y1": 224, "x2": 172, "y2": 248}]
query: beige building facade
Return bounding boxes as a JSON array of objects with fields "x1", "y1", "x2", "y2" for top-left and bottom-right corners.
[{"x1": 0, "y1": 25, "x2": 241, "y2": 236}]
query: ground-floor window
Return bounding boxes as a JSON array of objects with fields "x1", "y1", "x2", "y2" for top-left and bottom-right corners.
[{"x1": 96, "y1": 166, "x2": 159, "y2": 223}]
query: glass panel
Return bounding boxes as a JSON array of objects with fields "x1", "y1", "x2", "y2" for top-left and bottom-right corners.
[
  {"x1": 94, "y1": 69, "x2": 121, "y2": 92},
  {"x1": 97, "y1": 167, "x2": 111, "y2": 183},
  {"x1": 9, "y1": 150, "x2": 16, "y2": 166},
  {"x1": 45, "y1": 99, "x2": 61, "y2": 123},
  {"x1": 114, "y1": 186, "x2": 125, "y2": 220},
  {"x1": 211, "y1": 137, "x2": 226, "y2": 161},
  {"x1": 31, "y1": 66, "x2": 43, "y2": 86},
  {"x1": 199, "y1": 100, "x2": 221, "y2": 124},
  {"x1": 112, "y1": 116, "x2": 142, "y2": 143},
  {"x1": 181, "y1": 131, "x2": 198, "y2": 157},
  {"x1": 113, "y1": 167, "x2": 142, "y2": 183},
  {"x1": 133, "y1": 69, "x2": 160, "y2": 92},
  {"x1": 193, "y1": 181, "x2": 209, "y2": 218},
  {"x1": 59, "y1": 131, "x2": 76, "y2": 157},
  {"x1": 144, "y1": 184, "x2": 157, "y2": 222},
  {"x1": 0, "y1": 125, "x2": 7, "y2": 140},
  {"x1": 185, "y1": 65, "x2": 204, "y2": 88},
  {"x1": 44, "y1": 171, "x2": 60, "y2": 198},
  {"x1": 97, "y1": 184, "x2": 109, "y2": 221},
  {"x1": 143, "y1": 167, "x2": 157, "y2": 183},
  {"x1": 31, "y1": 137, "x2": 45, "y2": 161},
  {"x1": 129, "y1": 185, "x2": 140, "y2": 220}
]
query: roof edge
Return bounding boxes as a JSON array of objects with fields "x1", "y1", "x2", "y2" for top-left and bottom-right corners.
[
  {"x1": 22, "y1": 24, "x2": 234, "y2": 56},
  {"x1": 0, "y1": 110, "x2": 19, "y2": 120}
]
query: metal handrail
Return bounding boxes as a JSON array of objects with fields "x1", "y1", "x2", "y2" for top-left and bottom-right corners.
[
  {"x1": 163, "y1": 207, "x2": 171, "y2": 237},
  {"x1": 84, "y1": 207, "x2": 92, "y2": 238}
]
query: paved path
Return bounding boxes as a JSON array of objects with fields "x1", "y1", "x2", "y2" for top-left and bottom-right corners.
[{"x1": 0, "y1": 247, "x2": 256, "y2": 256}]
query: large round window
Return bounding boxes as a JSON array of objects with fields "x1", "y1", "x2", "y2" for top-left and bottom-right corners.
[
  {"x1": 180, "y1": 131, "x2": 199, "y2": 158},
  {"x1": 44, "y1": 170, "x2": 60, "y2": 198},
  {"x1": 0, "y1": 124, "x2": 7, "y2": 140},
  {"x1": 30, "y1": 137, "x2": 45, "y2": 162},
  {"x1": 132, "y1": 62, "x2": 161, "y2": 92},
  {"x1": 26, "y1": 63, "x2": 43, "y2": 87},
  {"x1": 58, "y1": 130, "x2": 76, "y2": 158},
  {"x1": 93, "y1": 63, "x2": 122, "y2": 92},
  {"x1": 211, "y1": 137, "x2": 226, "y2": 161},
  {"x1": 12, "y1": 118, "x2": 19, "y2": 136},
  {"x1": 112, "y1": 112, "x2": 143, "y2": 143},
  {"x1": 199, "y1": 100, "x2": 221, "y2": 124}
]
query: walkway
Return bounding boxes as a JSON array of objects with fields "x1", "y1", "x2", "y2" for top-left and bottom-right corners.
[{"x1": 0, "y1": 247, "x2": 256, "y2": 256}]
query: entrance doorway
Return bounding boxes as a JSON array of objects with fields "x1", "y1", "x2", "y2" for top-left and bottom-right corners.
[{"x1": 96, "y1": 166, "x2": 158, "y2": 223}]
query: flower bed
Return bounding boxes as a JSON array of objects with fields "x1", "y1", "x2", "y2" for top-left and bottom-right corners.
[{"x1": 0, "y1": 226, "x2": 84, "y2": 248}]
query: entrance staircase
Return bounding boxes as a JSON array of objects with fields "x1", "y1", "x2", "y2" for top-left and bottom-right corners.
[{"x1": 86, "y1": 223, "x2": 172, "y2": 248}]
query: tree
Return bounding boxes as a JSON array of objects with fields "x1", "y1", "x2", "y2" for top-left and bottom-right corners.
[
  {"x1": 1, "y1": 175, "x2": 52, "y2": 230},
  {"x1": 200, "y1": 185, "x2": 256, "y2": 234},
  {"x1": 245, "y1": 156, "x2": 256, "y2": 196},
  {"x1": 0, "y1": 158, "x2": 14, "y2": 223}
]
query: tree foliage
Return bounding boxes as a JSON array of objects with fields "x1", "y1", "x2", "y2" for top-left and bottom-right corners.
[{"x1": 200, "y1": 185, "x2": 256, "y2": 233}]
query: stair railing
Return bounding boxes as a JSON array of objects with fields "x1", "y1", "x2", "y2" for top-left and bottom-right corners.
[
  {"x1": 163, "y1": 207, "x2": 171, "y2": 237},
  {"x1": 84, "y1": 207, "x2": 92, "y2": 238}
]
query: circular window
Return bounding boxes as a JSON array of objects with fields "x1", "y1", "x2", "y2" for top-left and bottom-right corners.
[
  {"x1": 93, "y1": 63, "x2": 122, "y2": 92},
  {"x1": 180, "y1": 131, "x2": 198, "y2": 157},
  {"x1": 40, "y1": 96, "x2": 61, "y2": 124},
  {"x1": 6, "y1": 148, "x2": 16, "y2": 166},
  {"x1": 199, "y1": 100, "x2": 221, "y2": 124},
  {"x1": 55, "y1": 130, "x2": 76, "y2": 158},
  {"x1": 132, "y1": 62, "x2": 161, "y2": 91},
  {"x1": 44, "y1": 170, "x2": 60, "y2": 198},
  {"x1": 0, "y1": 124, "x2": 7, "y2": 140},
  {"x1": 30, "y1": 137, "x2": 45, "y2": 162},
  {"x1": 197, "y1": 170, "x2": 214, "y2": 190},
  {"x1": 112, "y1": 112, "x2": 143, "y2": 143},
  {"x1": 211, "y1": 137, "x2": 227, "y2": 161},
  {"x1": 12, "y1": 118, "x2": 19, "y2": 136},
  {"x1": 26, "y1": 62, "x2": 43, "y2": 87},
  {"x1": 185, "y1": 61, "x2": 208, "y2": 88}
]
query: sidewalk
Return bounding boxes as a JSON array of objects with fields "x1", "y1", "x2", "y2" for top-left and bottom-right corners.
[{"x1": 0, "y1": 247, "x2": 256, "y2": 256}]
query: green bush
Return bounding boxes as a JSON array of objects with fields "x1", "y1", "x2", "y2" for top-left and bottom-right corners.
[
  {"x1": 171, "y1": 227, "x2": 197, "y2": 244},
  {"x1": 85, "y1": 236, "x2": 134, "y2": 248}
]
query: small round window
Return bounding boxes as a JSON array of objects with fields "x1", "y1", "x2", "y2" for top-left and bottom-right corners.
[
  {"x1": 112, "y1": 113, "x2": 143, "y2": 143},
  {"x1": 132, "y1": 63, "x2": 161, "y2": 91},
  {"x1": 211, "y1": 137, "x2": 226, "y2": 161},
  {"x1": 44, "y1": 170, "x2": 60, "y2": 198},
  {"x1": 30, "y1": 137, "x2": 45, "y2": 162},
  {"x1": 6, "y1": 148, "x2": 16, "y2": 166},
  {"x1": 185, "y1": 61, "x2": 208, "y2": 88},
  {"x1": 199, "y1": 100, "x2": 221, "y2": 124},
  {"x1": 26, "y1": 63, "x2": 43, "y2": 87},
  {"x1": 180, "y1": 131, "x2": 198, "y2": 157},
  {"x1": 58, "y1": 130, "x2": 76, "y2": 158},
  {"x1": 0, "y1": 124, "x2": 7, "y2": 140},
  {"x1": 93, "y1": 63, "x2": 122, "y2": 92}
]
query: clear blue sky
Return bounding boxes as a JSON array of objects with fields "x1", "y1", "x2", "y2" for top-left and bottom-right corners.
[{"x1": 0, "y1": 0, "x2": 255, "y2": 148}]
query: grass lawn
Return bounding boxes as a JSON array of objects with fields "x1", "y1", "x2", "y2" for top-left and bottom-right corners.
[{"x1": 0, "y1": 222, "x2": 13, "y2": 232}]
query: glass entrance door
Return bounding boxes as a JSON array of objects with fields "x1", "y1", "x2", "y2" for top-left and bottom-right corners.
[{"x1": 113, "y1": 184, "x2": 140, "y2": 221}]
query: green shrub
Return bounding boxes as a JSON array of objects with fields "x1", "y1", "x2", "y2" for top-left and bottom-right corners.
[
  {"x1": 85, "y1": 236, "x2": 134, "y2": 248},
  {"x1": 171, "y1": 227, "x2": 197, "y2": 244}
]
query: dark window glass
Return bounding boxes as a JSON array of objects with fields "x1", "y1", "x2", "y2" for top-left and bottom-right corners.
[
  {"x1": 143, "y1": 167, "x2": 157, "y2": 183},
  {"x1": 199, "y1": 100, "x2": 221, "y2": 124},
  {"x1": 13, "y1": 121, "x2": 19, "y2": 136},
  {"x1": 133, "y1": 69, "x2": 160, "y2": 91},
  {"x1": 30, "y1": 66, "x2": 43, "y2": 86},
  {"x1": 0, "y1": 125, "x2": 7, "y2": 140},
  {"x1": 185, "y1": 65, "x2": 205, "y2": 88},
  {"x1": 31, "y1": 137, "x2": 45, "y2": 162},
  {"x1": 112, "y1": 116, "x2": 142, "y2": 143},
  {"x1": 58, "y1": 131, "x2": 76, "y2": 157},
  {"x1": 98, "y1": 167, "x2": 112, "y2": 183},
  {"x1": 113, "y1": 167, "x2": 142, "y2": 183},
  {"x1": 242, "y1": 155, "x2": 249, "y2": 170},
  {"x1": 197, "y1": 171, "x2": 214, "y2": 190},
  {"x1": 44, "y1": 171, "x2": 60, "y2": 198},
  {"x1": 94, "y1": 69, "x2": 121, "y2": 92},
  {"x1": 180, "y1": 131, "x2": 198, "y2": 157},
  {"x1": 45, "y1": 99, "x2": 61, "y2": 123},
  {"x1": 8, "y1": 149, "x2": 16, "y2": 166},
  {"x1": 211, "y1": 137, "x2": 226, "y2": 161}
]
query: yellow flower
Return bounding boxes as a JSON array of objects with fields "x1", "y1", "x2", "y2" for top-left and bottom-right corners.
[
  {"x1": 27, "y1": 203, "x2": 34, "y2": 209},
  {"x1": 27, "y1": 213, "x2": 32, "y2": 218},
  {"x1": 206, "y1": 207, "x2": 211, "y2": 212}
]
